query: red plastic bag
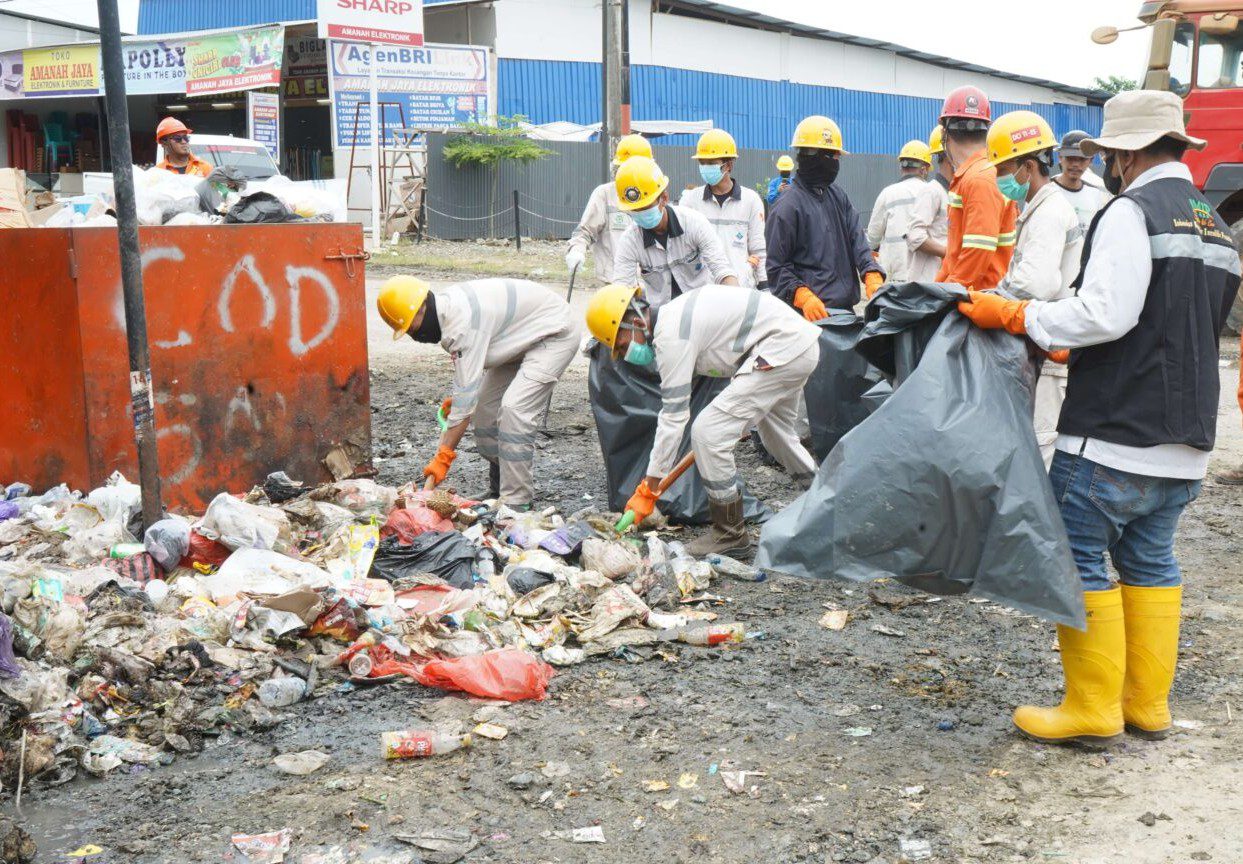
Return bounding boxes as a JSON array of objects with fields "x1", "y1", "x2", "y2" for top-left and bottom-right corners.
[
  {"x1": 179, "y1": 530, "x2": 232, "y2": 570},
  {"x1": 416, "y1": 649, "x2": 554, "y2": 702},
  {"x1": 381, "y1": 505, "x2": 454, "y2": 544}
]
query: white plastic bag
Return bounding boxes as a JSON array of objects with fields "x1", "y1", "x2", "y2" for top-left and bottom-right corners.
[
  {"x1": 199, "y1": 493, "x2": 292, "y2": 552},
  {"x1": 207, "y1": 548, "x2": 331, "y2": 601}
]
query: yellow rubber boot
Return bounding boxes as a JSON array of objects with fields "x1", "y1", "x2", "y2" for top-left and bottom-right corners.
[
  {"x1": 1013, "y1": 588, "x2": 1125, "y2": 748},
  {"x1": 1121, "y1": 584, "x2": 1182, "y2": 739}
]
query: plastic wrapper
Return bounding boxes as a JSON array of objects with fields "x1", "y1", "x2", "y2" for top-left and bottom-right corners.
[
  {"x1": 199, "y1": 493, "x2": 292, "y2": 552},
  {"x1": 263, "y1": 471, "x2": 306, "y2": 503},
  {"x1": 325, "y1": 479, "x2": 397, "y2": 518},
  {"x1": 12, "y1": 595, "x2": 84, "y2": 660},
  {"x1": 0, "y1": 501, "x2": 18, "y2": 522},
  {"x1": 103, "y1": 552, "x2": 160, "y2": 585},
  {"x1": 755, "y1": 282, "x2": 1084, "y2": 628},
  {"x1": 179, "y1": 530, "x2": 233, "y2": 570},
  {"x1": 580, "y1": 538, "x2": 642, "y2": 581},
  {"x1": 506, "y1": 567, "x2": 555, "y2": 597},
  {"x1": 382, "y1": 505, "x2": 454, "y2": 543},
  {"x1": 207, "y1": 548, "x2": 331, "y2": 602},
  {"x1": 369, "y1": 532, "x2": 476, "y2": 589},
  {"x1": 143, "y1": 518, "x2": 191, "y2": 572},
  {"x1": 538, "y1": 521, "x2": 598, "y2": 556},
  {"x1": 587, "y1": 342, "x2": 767, "y2": 525},
  {"x1": 0, "y1": 612, "x2": 21, "y2": 678}
]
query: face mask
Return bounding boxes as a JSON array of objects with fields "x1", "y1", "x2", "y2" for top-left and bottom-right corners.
[
  {"x1": 623, "y1": 339, "x2": 655, "y2": 366},
  {"x1": 630, "y1": 204, "x2": 663, "y2": 230},
  {"x1": 996, "y1": 169, "x2": 1030, "y2": 203},
  {"x1": 699, "y1": 164, "x2": 725, "y2": 186},
  {"x1": 798, "y1": 152, "x2": 840, "y2": 187},
  {"x1": 1103, "y1": 154, "x2": 1124, "y2": 195},
  {"x1": 408, "y1": 292, "x2": 442, "y2": 343}
]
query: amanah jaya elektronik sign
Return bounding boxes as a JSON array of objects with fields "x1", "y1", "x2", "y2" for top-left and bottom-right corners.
[{"x1": 317, "y1": 0, "x2": 425, "y2": 47}]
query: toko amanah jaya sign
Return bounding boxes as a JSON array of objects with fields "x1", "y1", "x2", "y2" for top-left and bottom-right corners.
[{"x1": 317, "y1": 0, "x2": 424, "y2": 47}]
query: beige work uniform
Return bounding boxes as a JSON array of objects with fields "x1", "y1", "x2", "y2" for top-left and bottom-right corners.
[
  {"x1": 437, "y1": 279, "x2": 581, "y2": 504},
  {"x1": 866, "y1": 175, "x2": 927, "y2": 282},
  {"x1": 567, "y1": 181, "x2": 631, "y2": 283},
  {"x1": 906, "y1": 179, "x2": 949, "y2": 283},
  {"x1": 613, "y1": 204, "x2": 737, "y2": 307},
  {"x1": 997, "y1": 184, "x2": 1084, "y2": 469},
  {"x1": 677, "y1": 183, "x2": 767, "y2": 289},
  {"x1": 648, "y1": 285, "x2": 821, "y2": 500}
]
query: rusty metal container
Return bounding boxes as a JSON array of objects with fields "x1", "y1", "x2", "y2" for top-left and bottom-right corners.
[{"x1": 0, "y1": 224, "x2": 371, "y2": 510}]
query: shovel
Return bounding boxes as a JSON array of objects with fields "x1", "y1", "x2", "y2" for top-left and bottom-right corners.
[{"x1": 614, "y1": 451, "x2": 697, "y2": 533}]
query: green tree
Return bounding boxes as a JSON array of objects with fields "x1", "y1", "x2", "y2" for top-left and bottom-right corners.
[
  {"x1": 442, "y1": 114, "x2": 555, "y2": 238},
  {"x1": 1094, "y1": 75, "x2": 1139, "y2": 94}
]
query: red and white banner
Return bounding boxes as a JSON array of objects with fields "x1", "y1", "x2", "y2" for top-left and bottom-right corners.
[{"x1": 317, "y1": 0, "x2": 424, "y2": 47}]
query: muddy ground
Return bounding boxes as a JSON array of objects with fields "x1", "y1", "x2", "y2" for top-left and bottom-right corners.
[{"x1": 19, "y1": 267, "x2": 1243, "y2": 864}]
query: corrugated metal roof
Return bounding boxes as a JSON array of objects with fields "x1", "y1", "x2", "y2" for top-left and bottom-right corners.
[
  {"x1": 136, "y1": 0, "x2": 463, "y2": 34},
  {"x1": 500, "y1": 58, "x2": 1105, "y2": 154}
]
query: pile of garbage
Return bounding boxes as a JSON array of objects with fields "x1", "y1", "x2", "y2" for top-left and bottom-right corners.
[{"x1": 0, "y1": 472, "x2": 757, "y2": 784}]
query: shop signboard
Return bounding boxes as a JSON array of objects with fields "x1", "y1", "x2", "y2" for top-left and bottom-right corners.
[
  {"x1": 123, "y1": 39, "x2": 187, "y2": 95},
  {"x1": 317, "y1": 0, "x2": 424, "y2": 47},
  {"x1": 23, "y1": 44, "x2": 100, "y2": 97},
  {"x1": 329, "y1": 41, "x2": 490, "y2": 149},
  {"x1": 247, "y1": 92, "x2": 281, "y2": 159},
  {"x1": 185, "y1": 25, "x2": 285, "y2": 96},
  {"x1": 284, "y1": 34, "x2": 328, "y2": 100}
]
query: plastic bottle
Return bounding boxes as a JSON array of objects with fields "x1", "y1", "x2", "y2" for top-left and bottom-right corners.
[
  {"x1": 675, "y1": 622, "x2": 746, "y2": 646},
  {"x1": 347, "y1": 652, "x2": 373, "y2": 678},
  {"x1": 706, "y1": 554, "x2": 767, "y2": 582},
  {"x1": 473, "y1": 548, "x2": 496, "y2": 583},
  {"x1": 381, "y1": 729, "x2": 472, "y2": 760},
  {"x1": 109, "y1": 542, "x2": 146, "y2": 559},
  {"x1": 258, "y1": 676, "x2": 308, "y2": 708}
]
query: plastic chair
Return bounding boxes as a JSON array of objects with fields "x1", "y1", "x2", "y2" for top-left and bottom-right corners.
[{"x1": 43, "y1": 122, "x2": 72, "y2": 173}]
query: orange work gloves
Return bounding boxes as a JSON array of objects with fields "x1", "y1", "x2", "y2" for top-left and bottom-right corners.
[
  {"x1": 1046, "y1": 349, "x2": 1070, "y2": 364},
  {"x1": 957, "y1": 290, "x2": 1029, "y2": 336},
  {"x1": 864, "y1": 271, "x2": 884, "y2": 299},
  {"x1": 423, "y1": 445, "x2": 457, "y2": 486},
  {"x1": 792, "y1": 286, "x2": 827, "y2": 323},
  {"x1": 625, "y1": 480, "x2": 660, "y2": 525}
]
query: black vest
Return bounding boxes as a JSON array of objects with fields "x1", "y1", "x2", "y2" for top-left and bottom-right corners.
[{"x1": 1059, "y1": 174, "x2": 1241, "y2": 451}]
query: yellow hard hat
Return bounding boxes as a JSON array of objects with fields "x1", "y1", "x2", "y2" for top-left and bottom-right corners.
[
  {"x1": 377, "y1": 275, "x2": 431, "y2": 340},
  {"x1": 693, "y1": 128, "x2": 738, "y2": 160},
  {"x1": 986, "y1": 110, "x2": 1056, "y2": 166},
  {"x1": 898, "y1": 139, "x2": 932, "y2": 166},
  {"x1": 776, "y1": 155, "x2": 794, "y2": 171},
  {"x1": 615, "y1": 156, "x2": 669, "y2": 211},
  {"x1": 612, "y1": 133, "x2": 652, "y2": 166},
  {"x1": 791, "y1": 115, "x2": 844, "y2": 152},
  {"x1": 928, "y1": 125, "x2": 944, "y2": 156},
  {"x1": 585, "y1": 283, "x2": 642, "y2": 352}
]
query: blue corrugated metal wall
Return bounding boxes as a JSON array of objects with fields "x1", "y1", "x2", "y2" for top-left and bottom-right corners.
[
  {"x1": 500, "y1": 58, "x2": 1104, "y2": 155},
  {"x1": 137, "y1": 0, "x2": 460, "y2": 33}
]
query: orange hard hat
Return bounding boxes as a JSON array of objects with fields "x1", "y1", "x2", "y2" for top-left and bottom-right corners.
[{"x1": 156, "y1": 116, "x2": 192, "y2": 141}]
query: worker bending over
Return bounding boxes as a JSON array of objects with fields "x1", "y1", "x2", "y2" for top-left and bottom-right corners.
[
  {"x1": 935, "y1": 87, "x2": 1017, "y2": 290},
  {"x1": 767, "y1": 115, "x2": 885, "y2": 320},
  {"x1": 566, "y1": 134, "x2": 652, "y2": 283},
  {"x1": 867, "y1": 140, "x2": 932, "y2": 282},
  {"x1": 678, "y1": 129, "x2": 767, "y2": 289},
  {"x1": 906, "y1": 126, "x2": 950, "y2": 282},
  {"x1": 613, "y1": 155, "x2": 739, "y2": 301},
  {"x1": 155, "y1": 117, "x2": 212, "y2": 178},
  {"x1": 376, "y1": 276, "x2": 580, "y2": 508},
  {"x1": 587, "y1": 284, "x2": 821, "y2": 555},
  {"x1": 959, "y1": 91, "x2": 1240, "y2": 747},
  {"x1": 766, "y1": 155, "x2": 795, "y2": 205},
  {"x1": 1053, "y1": 131, "x2": 1111, "y2": 232},
  {"x1": 987, "y1": 111, "x2": 1085, "y2": 468}
]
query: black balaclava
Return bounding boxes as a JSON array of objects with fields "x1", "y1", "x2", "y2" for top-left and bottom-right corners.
[
  {"x1": 409, "y1": 291, "x2": 442, "y2": 343},
  {"x1": 797, "y1": 149, "x2": 840, "y2": 188}
]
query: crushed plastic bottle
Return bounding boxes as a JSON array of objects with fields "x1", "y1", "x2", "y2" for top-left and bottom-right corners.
[
  {"x1": 706, "y1": 554, "x2": 767, "y2": 582},
  {"x1": 381, "y1": 729, "x2": 472, "y2": 759},
  {"x1": 664, "y1": 622, "x2": 746, "y2": 646},
  {"x1": 258, "y1": 676, "x2": 308, "y2": 708}
]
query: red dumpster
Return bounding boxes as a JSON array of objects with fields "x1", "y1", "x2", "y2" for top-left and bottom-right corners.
[{"x1": 0, "y1": 223, "x2": 371, "y2": 510}]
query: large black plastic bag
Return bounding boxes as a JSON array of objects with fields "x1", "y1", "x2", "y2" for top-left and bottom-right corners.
[
  {"x1": 587, "y1": 344, "x2": 767, "y2": 525},
  {"x1": 369, "y1": 532, "x2": 476, "y2": 589},
  {"x1": 804, "y1": 311, "x2": 888, "y2": 461},
  {"x1": 755, "y1": 281, "x2": 1084, "y2": 628}
]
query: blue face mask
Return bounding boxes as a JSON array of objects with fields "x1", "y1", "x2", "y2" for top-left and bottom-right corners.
[
  {"x1": 996, "y1": 170, "x2": 1030, "y2": 203},
  {"x1": 699, "y1": 164, "x2": 725, "y2": 186},
  {"x1": 624, "y1": 339, "x2": 655, "y2": 366},
  {"x1": 630, "y1": 204, "x2": 662, "y2": 230}
]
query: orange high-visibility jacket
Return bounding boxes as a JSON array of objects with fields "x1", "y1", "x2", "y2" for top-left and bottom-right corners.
[
  {"x1": 157, "y1": 154, "x2": 213, "y2": 178},
  {"x1": 935, "y1": 150, "x2": 1017, "y2": 290}
]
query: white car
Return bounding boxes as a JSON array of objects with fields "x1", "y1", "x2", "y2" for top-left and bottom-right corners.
[{"x1": 188, "y1": 134, "x2": 282, "y2": 181}]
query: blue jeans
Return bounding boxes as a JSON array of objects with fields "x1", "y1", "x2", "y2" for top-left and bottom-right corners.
[{"x1": 1048, "y1": 450, "x2": 1202, "y2": 593}]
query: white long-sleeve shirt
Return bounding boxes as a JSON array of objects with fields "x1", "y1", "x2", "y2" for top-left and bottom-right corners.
[
  {"x1": 646, "y1": 285, "x2": 820, "y2": 477},
  {"x1": 866, "y1": 175, "x2": 927, "y2": 282},
  {"x1": 436, "y1": 279, "x2": 574, "y2": 425},
  {"x1": 1024, "y1": 161, "x2": 1212, "y2": 479},
  {"x1": 613, "y1": 204, "x2": 737, "y2": 309},
  {"x1": 566, "y1": 181, "x2": 631, "y2": 282},
  {"x1": 1000, "y1": 183, "x2": 1083, "y2": 303},
  {"x1": 905, "y1": 179, "x2": 949, "y2": 283},
  {"x1": 677, "y1": 182, "x2": 767, "y2": 289}
]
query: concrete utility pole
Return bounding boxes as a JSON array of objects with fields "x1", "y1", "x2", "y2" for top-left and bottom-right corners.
[
  {"x1": 601, "y1": 0, "x2": 630, "y2": 181},
  {"x1": 97, "y1": 0, "x2": 164, "y2": 530}
]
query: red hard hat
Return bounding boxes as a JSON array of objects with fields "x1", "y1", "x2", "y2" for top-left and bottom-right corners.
[
  {"x1": 940, "y1": 86, "x2": 991, "y2": 124},
  {"x1": 156, "y1": 116, "x2": 192, "y2": 141}
]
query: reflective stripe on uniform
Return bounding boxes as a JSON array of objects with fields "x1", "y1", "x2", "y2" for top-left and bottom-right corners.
[
  {"x1": 997, "y1": 231, "x2": 1017, "y2": 248},
  {"x1": 948, "y1": 192, "x2": 964, "y2": 208},
  {"x1": 1151, "y1": 232, "x2": 1243, "y2": 275},
  {"x1": 731, "y1": 289, "x2": 761, "y2": 352},
  {"x1": 464, "y1": 286, "x2": 481, "y2": 329},
  {"x1": 679, "y1": 289, "x2": 701, "y2": 339},
  {"x1": 962, "y1": 233, "x2": 999, "y2": 250},
  {"x1": 498, "y1": 281, "x2": 518, "y2": 333},
  {"x1": 702, "y1": 473, "x2": 741, "y2": 492}
]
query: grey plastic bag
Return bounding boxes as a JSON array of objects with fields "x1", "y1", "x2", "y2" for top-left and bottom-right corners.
[
  {"x1": 804, "y1": 311, "x2": 888, "y2": 462},
  {"x1": 755, "y1": 282, "x2": 1084, "y2": 628},
  {"x1": 587, "y1": 343, "x2": 767, "y2": 525}
]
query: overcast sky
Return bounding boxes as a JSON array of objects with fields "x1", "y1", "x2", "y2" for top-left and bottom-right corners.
[{"x1": 2, "y1": 0, "x2": 1150, "y2": 88}]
